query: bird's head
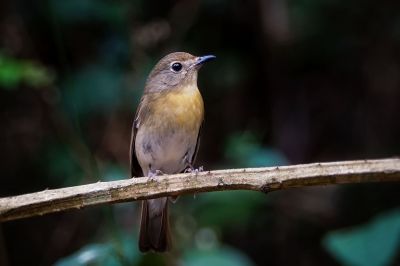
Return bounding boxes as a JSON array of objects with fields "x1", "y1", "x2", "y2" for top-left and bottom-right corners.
[{"x1": 145, "y1": 52, "x2": 215, "y2": 93}]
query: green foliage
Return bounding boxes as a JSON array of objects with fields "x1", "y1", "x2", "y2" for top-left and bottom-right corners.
[
  {"x1": 61, "y1": 64, "x2": 124, "y2": 116},
  {"x1": 55, "y1": 234, "x2": 254, "y2": 266},
  {"x1": 50, "y1": 0, "x2": 129, "y2": 25},
  {"x1": 183, "y1": 246, "x2": 255, "y2": 266},
  {"x1": 206, "y1": 53, "x2": 248, "y2": 90},
  {"x1": 55, "y1": 243, "x2": 115, "y2": 266},
  {"x1": 0, "y1": 53, "x2": 54, "y2": 89},
  {"x1": 43, "y1": 143, "x2": 83, "y2": 186},
  {"x1": 226, "y1": 131, "x2": 288, "y2": 167},
  {"x1": 191, "y1": 191, "x2": 266, "y2": 228},
  {"x1": 101, "y1": 164, "x2": 128, "y2": 182},
  {"x1": 323, "y1": 208, "x2": 400, "y2": 266},
  {"x1": 55, "y1": 235, "x2": 141, "y2": 266}
]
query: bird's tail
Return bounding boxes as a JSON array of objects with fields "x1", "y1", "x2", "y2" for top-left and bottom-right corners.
[{"x1": 139, "y1": 197, "x2": 171, "y2": 252}]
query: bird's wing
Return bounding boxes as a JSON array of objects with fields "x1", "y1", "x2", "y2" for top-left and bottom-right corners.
[
  {"x1": 190, "y1": 121, "x2": 203, "y2": 166},
  {"x1": 130, "y1": 101, "x2": 145, "y2": 178}
]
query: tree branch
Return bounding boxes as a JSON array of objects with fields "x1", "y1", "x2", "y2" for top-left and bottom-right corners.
[{"x1": 1, "y1": 158, "x2": 399, "y2": 222}]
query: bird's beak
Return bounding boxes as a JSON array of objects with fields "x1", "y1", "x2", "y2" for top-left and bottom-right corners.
[{"x1": 194, "y1": 55, "x2": 216, "y2": 67}]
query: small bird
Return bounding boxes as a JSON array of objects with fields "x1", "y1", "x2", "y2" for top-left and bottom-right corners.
[{"x1": 130, "y1": 52, "x2": 215, "y2": 252}]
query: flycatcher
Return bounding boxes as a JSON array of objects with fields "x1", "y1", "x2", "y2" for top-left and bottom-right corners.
[{"x1": 130, "y1": 52, "x2": 216, "y2": 252}]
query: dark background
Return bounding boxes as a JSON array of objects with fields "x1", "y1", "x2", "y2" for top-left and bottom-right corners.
[{"x1": 1, "y1": 0, "x2": 400, "y2": 265}]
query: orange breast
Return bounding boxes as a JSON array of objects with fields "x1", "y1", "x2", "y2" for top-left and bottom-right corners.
[{"x1": 154, "y1": 85, "x2": 204, "y2": 131}]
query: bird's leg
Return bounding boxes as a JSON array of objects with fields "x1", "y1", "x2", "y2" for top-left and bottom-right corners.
[
  {"x1": 148, "y1": 169, "x2": 164, "y2": 182},
  {"x1": 182, "y1": 152, "x2": 203, "y2": 174}
]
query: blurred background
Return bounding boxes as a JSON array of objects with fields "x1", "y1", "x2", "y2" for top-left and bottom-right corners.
[{"x1": 1, "y1": 0, "x2": 400, "y2": 265}]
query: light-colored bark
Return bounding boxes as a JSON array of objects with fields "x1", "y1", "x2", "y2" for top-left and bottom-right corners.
[{"x1": 1, "y1": 158, "x2": 399, "y2": 222}]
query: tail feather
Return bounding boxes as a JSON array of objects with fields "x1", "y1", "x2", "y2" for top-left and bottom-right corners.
[{"x1": 139, "y1": 198, "x2": 171, "y2": 252}]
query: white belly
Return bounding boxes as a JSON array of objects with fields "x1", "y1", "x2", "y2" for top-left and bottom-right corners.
[{"x1": 135, "y1": 127, "x2": 197, "y2": 176}]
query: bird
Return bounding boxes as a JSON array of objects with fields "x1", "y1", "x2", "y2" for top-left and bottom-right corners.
[{"x1": 130, "y1": 52, "x2": 216, "y2": 252}]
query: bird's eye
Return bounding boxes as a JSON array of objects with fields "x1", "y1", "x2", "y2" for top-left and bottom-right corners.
[{"x1": 171, "y1": 62, "x2": 183, "y2": 72}]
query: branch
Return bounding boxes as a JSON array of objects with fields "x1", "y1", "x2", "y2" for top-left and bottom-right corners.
[{"x1": 1, "y1": 158, "x2": 399, "y2": 222}]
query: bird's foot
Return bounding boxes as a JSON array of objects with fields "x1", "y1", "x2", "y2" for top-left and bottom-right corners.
[
  {"x1": 148, "y1": 169, "x2": 164, "y2": 182},
  {"x1": 185, "y1": 165, "x2": 204, "y2": 175}
]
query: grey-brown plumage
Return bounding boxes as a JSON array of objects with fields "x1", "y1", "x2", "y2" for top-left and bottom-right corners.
[{"x1": 130, "y1": 52, "x2": 215, "y2": 252}]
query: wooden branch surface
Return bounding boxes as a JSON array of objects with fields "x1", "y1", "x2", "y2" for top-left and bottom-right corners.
[{"x1": 1, "y1": 158, "x2": 399, "y2": 222}]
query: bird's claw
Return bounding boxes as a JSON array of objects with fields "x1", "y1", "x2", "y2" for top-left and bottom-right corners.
[
  {"x1": 185, "y1": 165, "x2": 204, "y2": 174},
  {"x1": 148, "y1": 170, "x2": 164, "y2": 182}
]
